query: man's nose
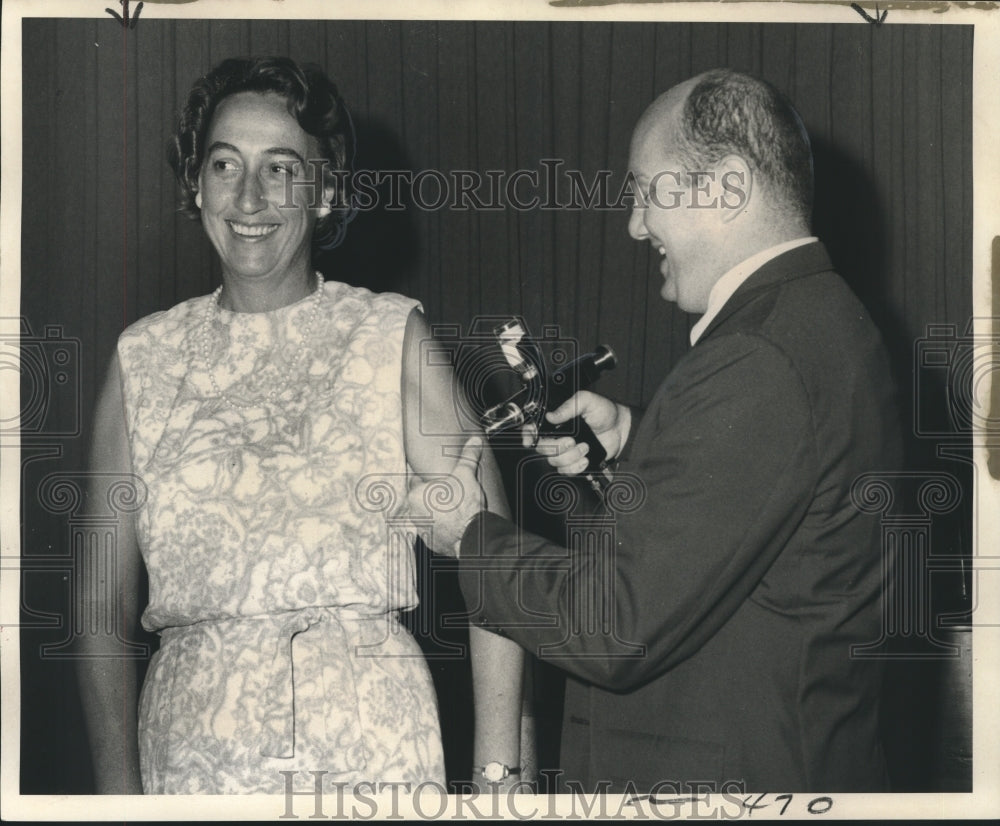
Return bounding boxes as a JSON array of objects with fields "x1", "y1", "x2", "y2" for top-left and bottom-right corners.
[
  {"x1": 237, "y1": 172, "x2": 266, "y2": 213},
  {"x1": 628, "y1": 205, "x2": 648, "y2": 241}
]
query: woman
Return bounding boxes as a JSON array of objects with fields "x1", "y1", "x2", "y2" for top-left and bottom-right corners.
[{"x1": 78, "y1": 57, "x2": 524, "y2": 794}]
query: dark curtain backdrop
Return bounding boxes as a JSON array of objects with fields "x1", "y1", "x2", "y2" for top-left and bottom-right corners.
[{"x1": 20, "y1": 18, "x2": 972, "y2": 793}]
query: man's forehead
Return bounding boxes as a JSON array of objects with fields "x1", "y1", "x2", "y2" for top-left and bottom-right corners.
[{"x1": 629, "y1": 80, "x2": 694, "y2": 170}]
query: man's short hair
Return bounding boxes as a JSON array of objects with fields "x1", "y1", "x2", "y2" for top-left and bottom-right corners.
[{"x1": 674, "y1": 69, "x2": 814, "y2": 221}]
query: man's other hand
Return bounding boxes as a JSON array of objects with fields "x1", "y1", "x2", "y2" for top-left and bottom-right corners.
[{"x1": 408, "y1": 436, "x2": 485, "y2": 557}]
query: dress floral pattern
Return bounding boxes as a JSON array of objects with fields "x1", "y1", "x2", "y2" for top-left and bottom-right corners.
[{"x1": 117, "y1": 280, "x2": 445, "y2": 794}]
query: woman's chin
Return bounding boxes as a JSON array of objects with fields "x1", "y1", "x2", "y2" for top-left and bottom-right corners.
[
  {"x1": 218, "y1": 249, "x2": 287, "y2": 281},
  {"x1": 215, "y1": 236, "x2": 315, "y2": 283}
]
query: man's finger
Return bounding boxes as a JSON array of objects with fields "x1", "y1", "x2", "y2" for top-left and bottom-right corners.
[
  {"x1": 547, "y1": 441, "x2": 589, "y2": 470},
  {"x1": 534, "y1": 436, "x2": 572, "y2": 457},
  {"x1": 545, "y1": 395, "x2": 580, "y2": 426},
  {"x1": 521, "y1": 423, "x2": 539, "y2": 448}
]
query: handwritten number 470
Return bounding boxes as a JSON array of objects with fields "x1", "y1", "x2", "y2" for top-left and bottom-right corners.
[
  {"x1": 106, "y1": 0, "x2": 143, "y2": 30},
  {"x1": 742, "y1": 793, "x2": 834, "y2": 816}
]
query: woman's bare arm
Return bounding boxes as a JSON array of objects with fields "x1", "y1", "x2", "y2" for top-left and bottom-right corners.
[
  {"x1": 401, "y1": 308, "x2": 530, "y2": 785},
  {"x1": 75, "y1": 353, "x2": 143, "y2": 793}
]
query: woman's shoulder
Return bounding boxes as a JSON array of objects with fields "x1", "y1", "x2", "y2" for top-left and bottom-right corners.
[
  {"x1": 322, "y1": 280, "x2": 422, "y2": 319},
  {"x1": 118, "y1": 294, "x2": 212, "y2": 344},
  {"x1": 116, "y1": 294, "x2": 213, "y2": 370}
]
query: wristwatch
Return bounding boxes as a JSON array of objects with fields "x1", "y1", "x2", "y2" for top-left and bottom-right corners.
[{"x1": 473, "y1": 762, "x2": 521, "y2": 783}]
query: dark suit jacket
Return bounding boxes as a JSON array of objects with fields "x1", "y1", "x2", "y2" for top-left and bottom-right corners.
[{"x1": 458, "y1": 242, "x2": 902, "y2": 793}]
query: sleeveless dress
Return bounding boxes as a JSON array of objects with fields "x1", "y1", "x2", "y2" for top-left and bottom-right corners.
[{"x1": 117, "y1": 279, "x2": 445, "y2": 794}]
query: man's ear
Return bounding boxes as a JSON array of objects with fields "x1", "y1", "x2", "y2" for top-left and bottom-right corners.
[{"x1": 716, "y1": 154, "x2": 752, "y2": 223}]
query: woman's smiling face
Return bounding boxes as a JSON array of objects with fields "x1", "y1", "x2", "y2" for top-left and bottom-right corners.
[{"x1": 197, "y1": 91, "x2": 329, "y2": 284}]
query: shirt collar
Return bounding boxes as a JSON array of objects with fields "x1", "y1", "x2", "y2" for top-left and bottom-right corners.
[{"x1": 689, "y1": 236, "x2": 818, "y2": 346}]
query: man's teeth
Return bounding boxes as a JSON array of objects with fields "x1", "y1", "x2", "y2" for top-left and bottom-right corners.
[{"x1": 228, "y1": 222, "x2": 278, "y2": 237}]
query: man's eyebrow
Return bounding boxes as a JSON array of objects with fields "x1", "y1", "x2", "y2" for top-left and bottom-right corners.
[{"x1": 205, "y1": 142, "x2": 307, "y2": 166}]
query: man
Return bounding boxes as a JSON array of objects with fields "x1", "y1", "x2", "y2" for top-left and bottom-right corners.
[{"x1": 416, "y1": 69, "x2": 902, "y2": 793}]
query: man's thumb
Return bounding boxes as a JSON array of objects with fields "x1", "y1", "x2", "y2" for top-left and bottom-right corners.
[
  {"x1": 546, "y1": 391, "x2": 586, "y2": 425},
  {"x1": 458, "y1": 436, "x2": 483, "y2": 471}
]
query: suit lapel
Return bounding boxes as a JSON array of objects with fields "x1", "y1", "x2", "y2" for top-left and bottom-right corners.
[{"x1": 697, "y1": 242, "x2": 835, "y2": 343}]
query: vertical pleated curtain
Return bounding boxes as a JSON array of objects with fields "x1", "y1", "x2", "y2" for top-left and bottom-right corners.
[{"x1": 19, "y1": 17, "x2": 972, "y2": 792}]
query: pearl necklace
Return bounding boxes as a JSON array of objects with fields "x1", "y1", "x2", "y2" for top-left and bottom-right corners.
[{"x1": 200, "y1": 272, "x2": 325, "y2": 410}]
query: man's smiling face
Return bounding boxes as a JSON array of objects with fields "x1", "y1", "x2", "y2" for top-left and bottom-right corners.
[{"x1": 627, "y1": 81, "x2": 723, "y2": 315}]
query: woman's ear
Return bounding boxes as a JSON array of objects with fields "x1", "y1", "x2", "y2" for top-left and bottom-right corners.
[
  {"x1": 317, "y1": 177, "x2": 337, "y2": 218},
  {"x1": 194, "y1": 165, "x2": 205, "y2": 210}
]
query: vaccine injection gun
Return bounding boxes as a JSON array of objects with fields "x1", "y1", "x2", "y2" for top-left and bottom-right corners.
[{"x1": 480, "y1": 318, "x2": 617, "y2": 495}]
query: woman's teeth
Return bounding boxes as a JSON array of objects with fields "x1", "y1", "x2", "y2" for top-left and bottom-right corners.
[{"x1": 228, "y1": 221, "x2": 278, "y2": 238}]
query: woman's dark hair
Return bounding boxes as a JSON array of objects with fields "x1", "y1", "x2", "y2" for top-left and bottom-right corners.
[{"x1": 168, "y1": 56, "x2": 355, "y2": 250}]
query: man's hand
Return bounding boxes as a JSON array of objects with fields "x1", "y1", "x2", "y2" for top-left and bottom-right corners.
[
  {"x1": 522, "y1": 390, "x2": 632, "y2": 475},
  {"x1": 408, "y1": 436, "x2": 485, "y2": 557}
]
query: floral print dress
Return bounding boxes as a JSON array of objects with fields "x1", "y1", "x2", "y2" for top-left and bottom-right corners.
[{"x1": 117, "y1": 280, "x2": 445, "y2": 793}]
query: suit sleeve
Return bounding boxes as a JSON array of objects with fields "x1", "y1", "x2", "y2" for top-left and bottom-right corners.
[
  {"x1": 614, "y1": 403, "x2": 645, "y2": 463},
  {"x1": 457, "y1": 332, "x2": 817, "y2": 691}
]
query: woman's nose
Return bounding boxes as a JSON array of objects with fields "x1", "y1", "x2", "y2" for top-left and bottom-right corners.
[{"x1": 237, "y1": 172, "x2": 266, "y2": 213}]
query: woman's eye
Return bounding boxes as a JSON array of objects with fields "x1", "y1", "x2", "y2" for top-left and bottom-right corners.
[
  {"x1": 212, "y1": 159, "x2": 238, "y2": 172},
  {"x1": 270, "y1": 163, "x2": 298, "y2": 176}
]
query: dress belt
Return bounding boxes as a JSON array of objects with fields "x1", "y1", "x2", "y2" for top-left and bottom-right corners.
[{"x1": 192, "y1": 606, "x2": 388, "y2": 772}]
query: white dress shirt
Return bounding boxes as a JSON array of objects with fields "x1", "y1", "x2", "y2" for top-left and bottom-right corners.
[{"x1": 689, "y1": 236, "x2": 818, "y2": 346}]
